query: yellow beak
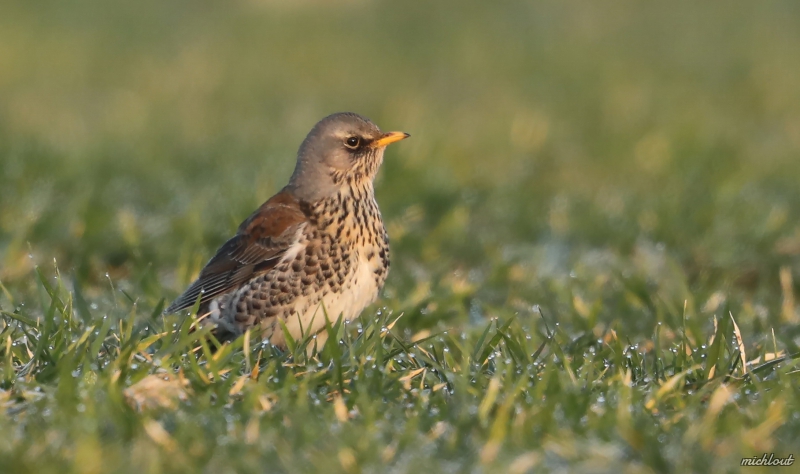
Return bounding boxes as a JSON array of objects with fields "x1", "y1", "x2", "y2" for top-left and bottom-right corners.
[{"x1": 371, "y1": 131, "x2": 410, "y2": 148}]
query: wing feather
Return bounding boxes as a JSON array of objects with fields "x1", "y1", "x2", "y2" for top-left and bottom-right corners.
[{"x1": 164, "y1": 190, "x2": 307, "y2": 314}]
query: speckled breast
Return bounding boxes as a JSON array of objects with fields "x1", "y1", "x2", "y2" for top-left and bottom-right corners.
[{"x1": 210, "y1": 183, "x2": 390, "y2": 347}]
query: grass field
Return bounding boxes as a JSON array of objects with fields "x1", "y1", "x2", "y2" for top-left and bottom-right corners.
[{"x1": 2, "y1": 1, "x2": 800, "y2": 472}]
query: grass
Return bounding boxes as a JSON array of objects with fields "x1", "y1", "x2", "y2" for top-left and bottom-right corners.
[{"x1": 2, "y1": 1, "x2": 800, "y2": 472}]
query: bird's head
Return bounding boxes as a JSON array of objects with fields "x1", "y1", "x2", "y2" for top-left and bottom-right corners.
[{"x1": 288, "y1": 112, "x2": 409, "y2": 201}]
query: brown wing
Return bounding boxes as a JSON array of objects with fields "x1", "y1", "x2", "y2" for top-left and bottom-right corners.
[{"x1": 164, "y1": 190, "x2": 307, "y2": 314}]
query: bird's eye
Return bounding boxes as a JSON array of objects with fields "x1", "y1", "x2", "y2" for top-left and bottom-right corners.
[{"x1": 344, "y1": 136, "x2": 361, "y2": 149}]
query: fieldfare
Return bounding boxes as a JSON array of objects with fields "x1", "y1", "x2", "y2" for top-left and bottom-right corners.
[{"x1": 165, "y1": 112, "x2": 409, "y2": 348}]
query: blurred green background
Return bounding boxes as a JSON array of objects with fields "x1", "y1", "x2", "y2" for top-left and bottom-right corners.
[
  {"x1": 3, "y1": 1, "x2": 800, "y2": 472},
  {"x1": 3, "y1": 0, "x2": 800, "y2": 336}
]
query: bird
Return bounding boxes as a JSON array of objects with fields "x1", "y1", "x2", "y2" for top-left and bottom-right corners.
[{"x1": 164, "y1": 112, "x2": 409, "y2": 349}]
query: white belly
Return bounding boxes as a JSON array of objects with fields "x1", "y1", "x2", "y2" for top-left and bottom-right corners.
[{"x1": 267, "y1": 251, "x2": 380, "y2": 348}]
